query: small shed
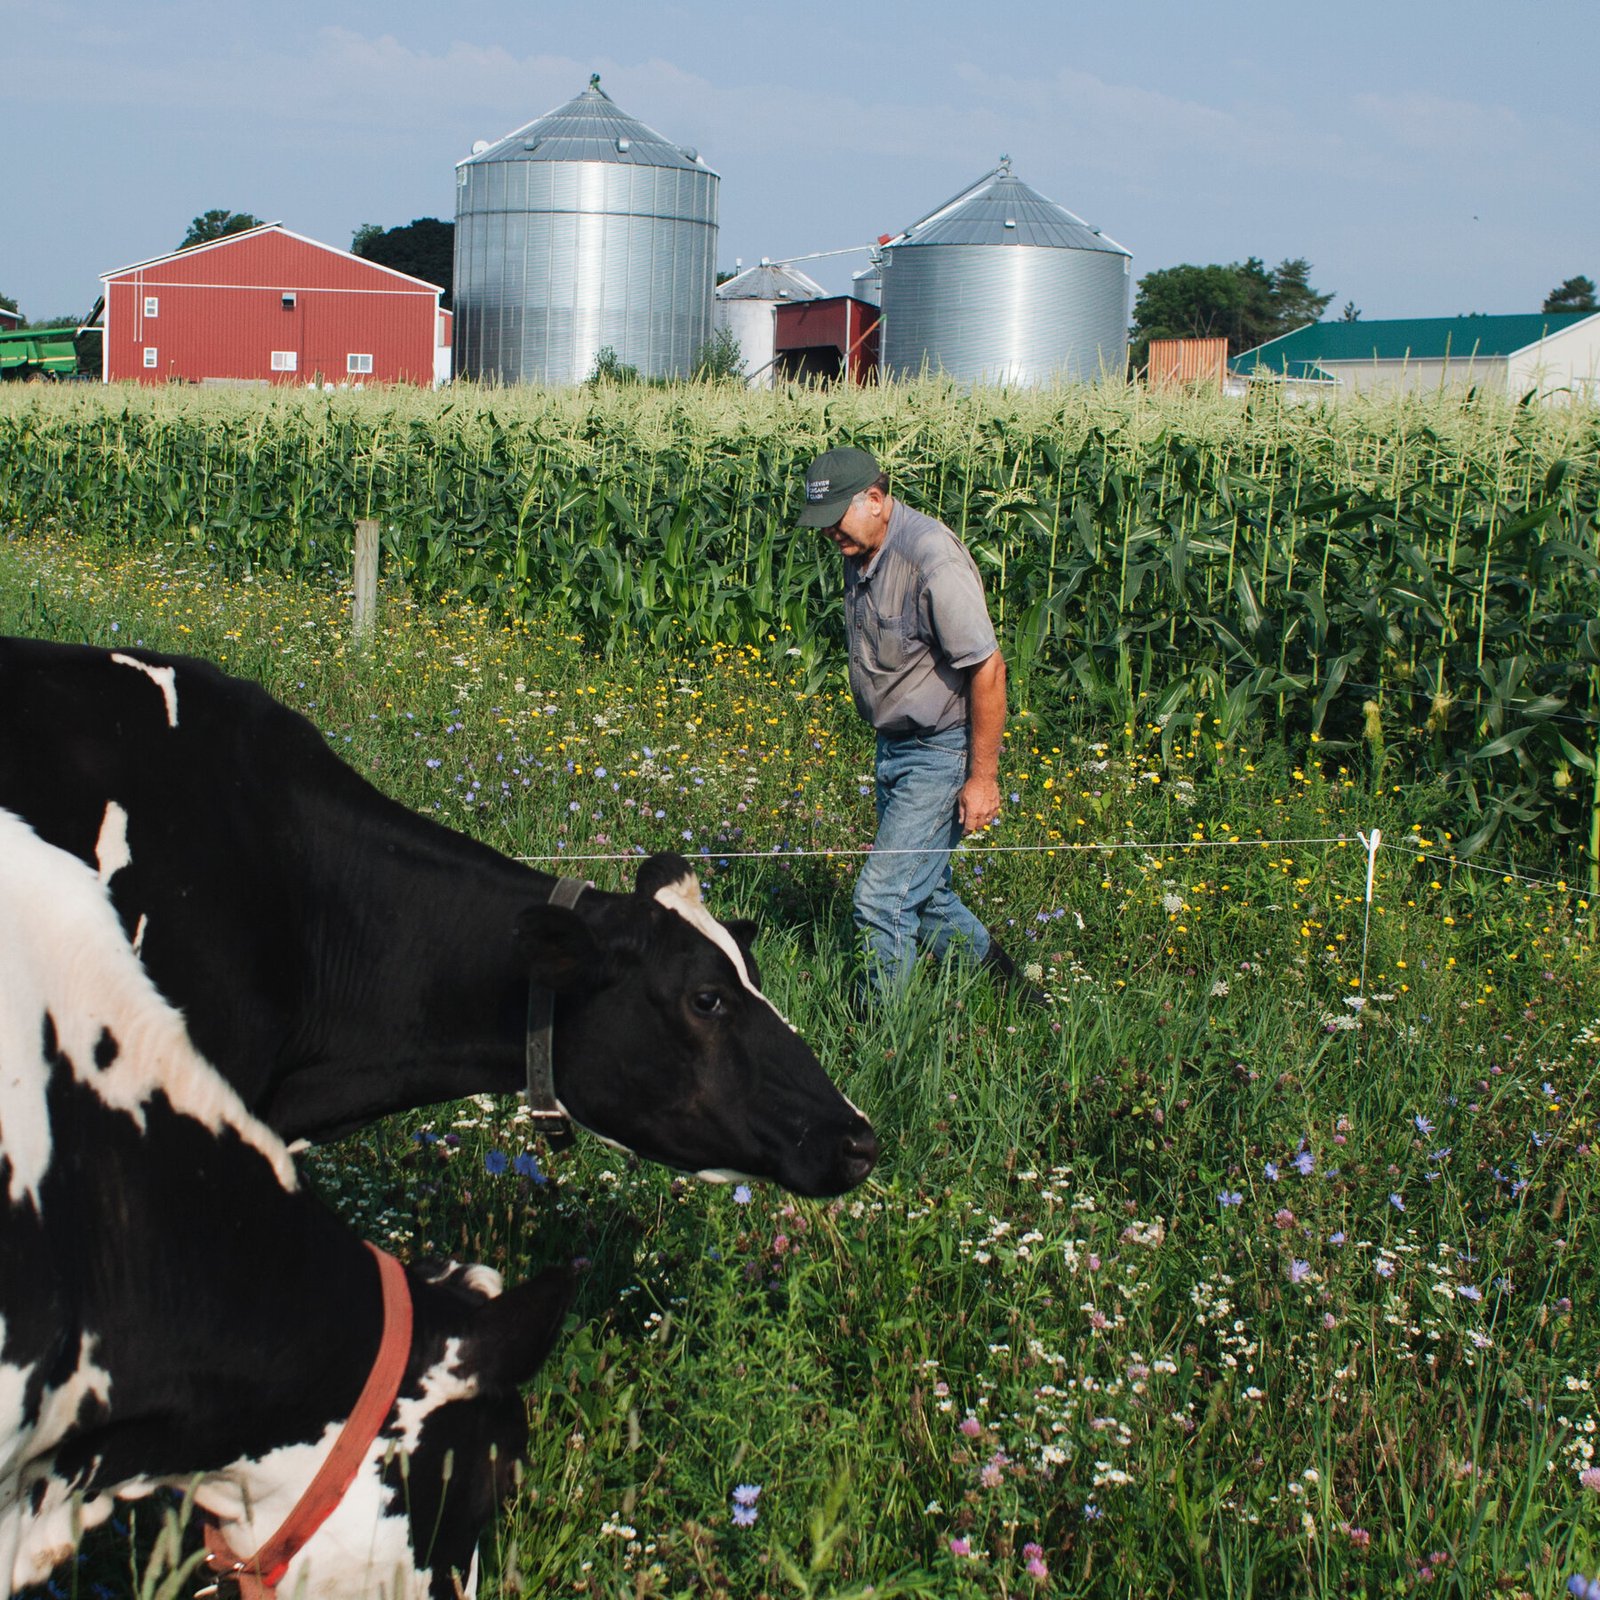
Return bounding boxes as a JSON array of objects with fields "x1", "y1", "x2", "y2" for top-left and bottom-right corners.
[
  {"x1": 0, "y1": 305, "x2": 20, "y2": 332},
  {"x1": 1147, "y1": 337, "x2": 1228, "y2": 389},
  {"x1": 101, "y1": 224, "x2": 447, "y2": 387},
  {"x1": 772, "y1": 295, "x2": 880, "y2": 384}
]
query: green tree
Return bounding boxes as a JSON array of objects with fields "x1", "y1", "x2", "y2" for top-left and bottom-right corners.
[
  {"x1": 1130, "y1": 257, "x2": 1333, "y2": 368},
  {"x1": 691, "y1": 326, "x2": 745, "y2": 382},
  {"x1": 351, "y1": 218, "x2": 454, "y2": 306},
  {"x1": 1543, "y1": 275, "x2": 1597, "y2": 313},
  {"x1": 0, "y1": 291, "x2": 17, "y2": 316},
  {"x1": 1340, "y1": 300, "x2": 1362, "y2": 322},
  {"x1": 586, "y1": 345, "x2": 639, "y2": 385},
  {"x1": 179, "y1": 210, "x2": 265, "y2": 249}
]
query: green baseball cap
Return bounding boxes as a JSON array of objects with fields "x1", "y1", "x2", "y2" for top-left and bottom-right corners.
[{"x1": 798, "y1": 446, "x2": 881, "y2": 528}]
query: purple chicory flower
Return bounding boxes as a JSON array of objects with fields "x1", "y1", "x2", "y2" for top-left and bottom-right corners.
[{"x1": 483, "y1": 1149, "x2": 508, "y2": 1175}]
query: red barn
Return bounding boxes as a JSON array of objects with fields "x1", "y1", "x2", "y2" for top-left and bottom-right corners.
[{"x1": 101, "y1": 224, "x2": 449, "y2": 387}]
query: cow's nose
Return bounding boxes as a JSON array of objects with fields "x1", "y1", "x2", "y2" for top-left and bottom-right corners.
[{"x1": 840, "y1": 1124, "x2": 878, "y2": 1183}]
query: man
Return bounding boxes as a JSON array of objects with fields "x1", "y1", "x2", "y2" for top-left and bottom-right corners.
[{"x1": 798, "y1": 445, "x2": 1044, "y2": 1005}]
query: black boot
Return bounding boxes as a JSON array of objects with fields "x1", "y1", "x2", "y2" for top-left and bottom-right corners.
[{"x1": 981, "y1": 939, "x2": 1051, "y2": 1010}]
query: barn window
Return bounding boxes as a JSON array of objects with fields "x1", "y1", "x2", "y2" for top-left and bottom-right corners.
[
  {"x1": 143, "y1": 296, "x2": 159, "y2": 318},
  {"x1": 270, "y1": 350, "x2": 298, "y2": 372},
  {"x1": 142, "y1": 347, "x2": 158, "y2": 368},
  {"x1": 347, "y1": 353, "x2": 374, "y2": 374}
]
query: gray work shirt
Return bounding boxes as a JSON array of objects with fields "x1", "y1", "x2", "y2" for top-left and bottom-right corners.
[{"x1": 842, "y1": 500, "x2": 998, "y2": 736}]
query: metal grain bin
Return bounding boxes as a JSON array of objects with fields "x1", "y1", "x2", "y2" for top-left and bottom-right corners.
[
  {"x1": 878, "y1": 161, "x2": 1131, "y2": 385},
  {"x1": 454, "y1": 75, "x2": 719, "y2": 384},
  {"x1": 714, "y1": 260, "x2": 825, "y2": 386}
]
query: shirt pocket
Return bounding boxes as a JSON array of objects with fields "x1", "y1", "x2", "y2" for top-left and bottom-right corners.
[{"x1": 871, "y1": 615, "x2": 913, "y2": 669}]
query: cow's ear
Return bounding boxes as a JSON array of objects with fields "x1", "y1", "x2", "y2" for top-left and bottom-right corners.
[
  {"x1": 634, "y1": 851, "x2": 696, "y2": 902},
  {"x1": 471, "y1": 1266, "x2": 575, "y2": 1391},
  {"x1": 724, "y1": 919, "x2": 763, "y2": 988},
  {"x1": 514, "y1": 906, "x2": 601, "y2": 990}
]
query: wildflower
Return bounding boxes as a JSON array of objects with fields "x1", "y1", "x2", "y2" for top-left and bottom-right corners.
[
  {"x1": 1295, "y1": 1149, "x2": 1315, "y2": 1176},
  {"x1": 1218, "y1": 1190, "x2": 1243, "y2": 1208},
  {"x1": 1329, "y1": 1231, "x2": 1346, "y2": 1246},
  {"x1": 731, "y1": 1483, "x2": 761, "y2": 1527},
  {"x1": 1582, "y1": 1467, "x2": 1600, "y2": 1492},
  {"x1": 511, "y1": 1151, "x2": 544, "y2": 1181},
  {"x1": 1289, "y1": 1259, "x2": 1311, "y2": 1284},
  {"x1": 733, "y1": 1184, "x2": 752, "y2": 1205},
  {"x1": 959, "y1": 1416, "x2": 983, "y2": 1438},
  {"x1": 483, "y1": 1149, "x2": 508, "y2": 1175},
  {"x1": 1456, "y1": 1284, "x2": 1482, "y2": 1301},
  {"x1": 1375, "y1": 1259, "x2": 1395, "y2": 1279},
  {"x1": 949, "y1": 1536, "x2": 972, "y2": 1557},
  {"x1": 1265, "y1": 1162, "x2": 1280, "y2": 1183},
  {"x1": 1390, "y1": 1192, "x2": 1405, "y2": 1211},
  {"x1": 1568, "y1": 1576, "x2": 1600, "y2": 1600},
  {"x1": 1414, "y1": 1113, "x2": 1435, "y2": 1137},
  {"x1": 1024, "y1": 1542, "x2": 1048, "y2": 1581}
]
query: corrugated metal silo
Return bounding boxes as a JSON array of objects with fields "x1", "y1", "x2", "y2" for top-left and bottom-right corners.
[
  {"x1": 878, "y1": 160, "x2": 1132, "y2": 385},
  {"x1": 454, "y1": 75, "x2": 719, "y2": 384},
  {"x1": 714, "y1": 260, "x2": 825, "y2": 387}
]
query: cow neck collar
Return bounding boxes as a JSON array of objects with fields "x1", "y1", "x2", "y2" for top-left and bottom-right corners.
[
  {"x1": 199, "y1": 1242, "x2": 412, "y2": 1600},
  {"x1": 525, "y1": 875, "x2": 589, "y2": 1137}
]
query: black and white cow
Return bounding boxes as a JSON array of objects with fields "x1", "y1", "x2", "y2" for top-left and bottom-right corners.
[
  {"x1": 0, "y1": 808, "x2": 571, "y2": 1599},
  {"x1": 0, "y1": 636, "x2": 876, "y2": 1197}
]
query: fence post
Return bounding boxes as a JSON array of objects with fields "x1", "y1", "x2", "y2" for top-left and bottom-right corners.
[{"x1": 353, "y1": 518, "x2": 379, "y2": 641}]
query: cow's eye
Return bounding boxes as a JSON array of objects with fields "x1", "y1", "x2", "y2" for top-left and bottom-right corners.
[{"x1": 690, "y1": 990, "x2": 726, "y2": 1018}]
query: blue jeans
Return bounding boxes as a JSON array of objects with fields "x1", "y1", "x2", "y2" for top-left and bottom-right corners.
[{"x1": 854, "y1": 727, "x2": 992, "y2": 992}]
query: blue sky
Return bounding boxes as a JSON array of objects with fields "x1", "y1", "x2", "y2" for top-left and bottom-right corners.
[{"x1": 3, "y1": 0, "x2": 1596, "y2": 322}]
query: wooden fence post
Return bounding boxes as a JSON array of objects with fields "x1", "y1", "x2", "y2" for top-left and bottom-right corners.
[{"x1": 353, "y1": 518, "x2": 379, "y2": 641}]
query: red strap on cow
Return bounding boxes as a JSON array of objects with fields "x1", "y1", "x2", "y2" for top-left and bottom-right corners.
[{"x1": 201, "y1": 1242, "x2": 413, "y2": 1598}]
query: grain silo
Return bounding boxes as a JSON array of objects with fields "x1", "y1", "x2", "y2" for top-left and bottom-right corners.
[
  {"x1": 877, "y1": 159, "x2": 1131, "y2": 385},
  {"x1": 453, "y1": 75, "x2": 719, "y2": 384},
  {"x1": 713, "y1": 260, "x2": 826, "y2": 386}
]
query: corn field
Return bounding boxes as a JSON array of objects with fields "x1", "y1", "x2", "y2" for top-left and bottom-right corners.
[{"x1": 2, "y1": 380, "x2": 1598, "y2": 864}]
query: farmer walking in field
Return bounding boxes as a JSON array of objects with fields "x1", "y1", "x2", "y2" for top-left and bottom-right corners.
[{"x1": 798, "y1": 445, "x2": 1046, "y2": 1007}]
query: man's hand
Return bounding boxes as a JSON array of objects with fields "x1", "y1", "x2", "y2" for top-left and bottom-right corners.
[{"x1": 958, "y1": 773, "x2": 1001, "y2": 834}]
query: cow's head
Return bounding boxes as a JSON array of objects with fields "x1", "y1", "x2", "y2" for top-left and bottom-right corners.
[
  {"x1": 205, "y1": 1261, "x2": 572, "y2": 1600},
  {"x1": 518, "y1": 853, "x2": 877, "y2": 1197}
]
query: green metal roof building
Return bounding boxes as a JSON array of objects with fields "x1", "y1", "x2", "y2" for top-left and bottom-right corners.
[{"x1": 1229, "y1": 311, "x2": 1600, "y2": 400}]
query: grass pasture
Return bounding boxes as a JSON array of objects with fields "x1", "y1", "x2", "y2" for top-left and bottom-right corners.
[{"x1": 4, "y1": 514, "x2": 1598, "y2": 1600}]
